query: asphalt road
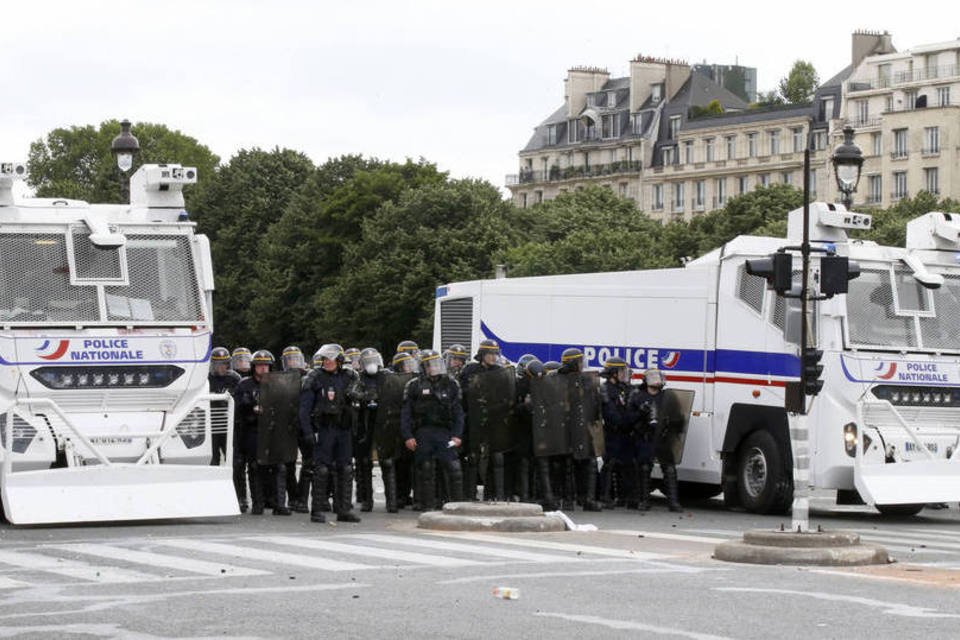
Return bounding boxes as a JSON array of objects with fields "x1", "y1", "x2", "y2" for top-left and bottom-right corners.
[{"x1": 0, "y1": 494, "x2": 958, "y2": 639}]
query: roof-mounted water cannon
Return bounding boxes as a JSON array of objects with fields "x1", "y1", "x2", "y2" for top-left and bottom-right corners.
[
  {"x1": 0, "y1": 162, "x2": 27, "y2": 206},
  {"x1": 905, "y1": 212, "x2": 960, "y2": 251},
  {"x1": 129, "y1": 164, "x2": 197, "y2": 209},
  {"x1": 786, "y1": 202, "x2": 872, "y2": 243}
]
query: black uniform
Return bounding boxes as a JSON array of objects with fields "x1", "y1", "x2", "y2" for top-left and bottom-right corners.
[
  {"x1": 600, "y1": 378, "x2": 641, "y2": 508},
  {"x1": 349, "y1": 370, "x2": 382, "y2": 512},
  {"x1": 209, "y1": 369, "x2": 241, "y2": 466},
  {"x1": 629, "y1": 384, "x2": 681, "y2": 511},
  {"x1": 234, "y1": 375, "x2": 266, "y2": 512},
  {"x1": 458, "y1": 360, "x2": 501, "y2": 501},
  {"x1": 400, "y1": 373, "x2": 465, "y2": 509}
]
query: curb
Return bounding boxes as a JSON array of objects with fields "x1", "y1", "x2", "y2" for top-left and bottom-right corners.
[{"x1": 417, "y1": 502, "x2": 566, "y2": 532}]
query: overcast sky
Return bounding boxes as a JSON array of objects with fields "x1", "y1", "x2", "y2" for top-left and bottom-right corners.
[{"x1": 2, "y1": 1, "x2": 957, "y2": 198}]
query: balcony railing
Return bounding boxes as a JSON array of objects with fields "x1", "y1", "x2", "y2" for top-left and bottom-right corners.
[
  {"x1": 506, "y1": 160, "x2": 642, "y2": 186},
  {"x1": 844, "y1": 117, "x2": 882, "y2": 128},
  {"x1": 891, "y1": 190, "x2": 909, "y2": 201},
  {"x1": 921, "y1": 146, "x2": 941, "y2": 157},
  {"x1": 894, "y1": 65, "x2": 960, "y2": 84},
  {"x1": 890, "y1": 150, "x2": 909, "y2": 160}
]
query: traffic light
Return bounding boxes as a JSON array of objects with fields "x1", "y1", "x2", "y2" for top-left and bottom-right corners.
[
  {"x1": 801, "y1": 347, "x2": 824, "y2": 396},
  {"x1": 745, "y1": 252, "x2": 793, "y2": 295},
  {"x1": 820, "y1": 256, "x2": 861, "y2": 297}
]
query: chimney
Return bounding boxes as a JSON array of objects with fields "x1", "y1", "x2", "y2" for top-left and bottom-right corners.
[
  {"x1": 851, "y1": 30, "x2": 896, "y2": 67},
  {"x1": 565, "y1": 66, "x2": 610, "y2": 118},
  {"x1": 629, "y1": 55, "x2": 690, "y2": 111}
]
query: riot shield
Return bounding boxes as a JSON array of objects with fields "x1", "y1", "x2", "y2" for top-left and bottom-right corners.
[
  {"x1": 654, "y1": 388, "x2": 695, "y2": 465},
  {"x1": 375, "y1": 372, "x2": 411, "y2": 461},
  {"x1": 257, "y1": 370, "x2": 301, "y2": 465},
  {"x1": 530, "y1": 375, "x2": 569, "y2": 457},
  {"x1": 467, "y1": 367, "x2": 517, "y2": 454},
  {"x1": 565, "y1": 372, "x2": 600, "y2": 460}
]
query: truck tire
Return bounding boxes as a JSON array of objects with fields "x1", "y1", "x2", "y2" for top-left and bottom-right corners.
[
  {"x1": 876, "y1": 503, "x2": 924, "y2": 518},
  {"x1": 678, "y1": 481, "x2": 722, "y2": 502},
  {"x1": 736, "y1": 430, "x2": 792, "y2": 514}
]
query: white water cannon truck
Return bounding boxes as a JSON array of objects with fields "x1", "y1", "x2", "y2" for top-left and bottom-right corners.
[
  {"x1": 0, "y1": 161, "x2": 237, "y2": 525},
  {"x1": 434, "y1": 203, "x2": 960, "y2": 516}
]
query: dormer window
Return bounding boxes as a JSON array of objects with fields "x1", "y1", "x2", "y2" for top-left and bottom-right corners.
[
  {"x1": 668, "y1": 115, "x2": 681, "y2": 140},
  {"x1": 607, "y1": 91, "x2": 617, "y2": 108},
  {"x1": 546, "y1": 125, "x2": 558, "y2": 145},
  {"x1": 651, "y1": 83, "x2": 664, "y2": 104}
]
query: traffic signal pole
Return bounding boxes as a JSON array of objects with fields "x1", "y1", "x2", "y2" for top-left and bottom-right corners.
[{"x1": 791, "y1": 146, "x2": 813, "y2": 533}]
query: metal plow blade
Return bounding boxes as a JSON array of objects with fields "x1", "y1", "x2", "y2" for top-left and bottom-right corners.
[
  {"x1": 855, "y1": 459, "x2": 960, "y2": 506},
  {"x1": 1, "y1": 465, "x2": 239, "y2": 525}
]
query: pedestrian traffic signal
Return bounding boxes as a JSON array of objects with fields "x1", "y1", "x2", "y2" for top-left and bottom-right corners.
[
  {"x1": 745, "y1": 252, "x2": 793, "y2": 295},
  {"x1": 801, "y1": 347, "x2": 824, "y2": 396},
  {"x1": 820, "y1": 256, "x2": 861, "y2": 297}
]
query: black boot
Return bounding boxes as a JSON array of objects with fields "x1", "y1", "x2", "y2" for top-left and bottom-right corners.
[
  {"x1": 273, "y1": 465, "x2": 292, "y2": 515},
  {"x1": 249, "y1": 462, "x2": 265, "y2": 515},
  {"x1": 233, "y1": 455, "x2": 248, "y2": 513},
  {"x1": 518, "y1": 457, "x2": 531, "y2": 503},
  {"x1": 638, "y1": 463, "x2": 652, "y2": 512},
  {"x1": 359, "y1": 457, "x2": 374, "y2": 512},
  {"x1": 418, "y1": 460, "x2": 436, "y2": 512},
  {"x1": 382, "y1": 458, "x2": 398, "y2": 513},
  {"x1": 582, "y1": 459, "x2": 602, "y2": 512},
  {"x1": 664, "y1": 465, "x2": 683, "y2": 512},
  {"x1": 292, "y1": 464, "x2": 312, "y2": 513},
  {"x1": 492, "y1": 452, "x2": 506, "y2": 502},
  {"x1": 462, "y1": 455, "x2": 477, "y2": 502},
  {"x1": 537, "y1": 458, "x2": 558, "y2": 511},
  {"x1": 562, "y1": 458, "x2": 576, "y2": 511},
  {"x1": 336, "y1": 464, "x2": 361, "y2": 523},
  {"x1": 444, "y1": 459, "x2": 464, "y2": 503},
  {"x1": 601, "y1": 460, "x2": 616, "y2": 509},
  {"x1": 310, "y1": 464, "x2": 329, "y2": 523},
  {"x1": 622, "y1": 461, "x2": 639, "y2": 509}
]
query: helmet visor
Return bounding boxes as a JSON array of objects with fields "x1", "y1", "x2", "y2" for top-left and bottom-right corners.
[
  {"x1": 282, "y1": 352, "x2": 305, "y2": 371},
  {"x1": 422, "y1": 354, "x2": 447, "y2": 377}
]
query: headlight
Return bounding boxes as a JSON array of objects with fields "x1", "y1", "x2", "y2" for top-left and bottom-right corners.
[
  {"x1": 843, "y1": 422, "x2": 857, "y2": 458},
  {"x1": 30, "y1": 366, "x2": 186, "y2": 389}
]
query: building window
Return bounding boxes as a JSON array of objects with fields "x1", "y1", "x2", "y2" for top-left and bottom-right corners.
[
  {"x1": 673, "y1": 183, "x2": 685, "y2": 211},
  {"x1": 568, "y1": 119, "x2": 579, "y2": 144},
  {"x1": 868, "y1": 175, "x2": 882, "y2": 204},
  {"x1": 747, "y1": 132, "x2": 757, "y2": 157},
  {"x1": 938, "y1": 86, "x2": 951, "y2": 107},
  {"x1": 893, "y1": 129, "x2": 908, "y2": 158},
  {"x1": 653, "y1": 184, "x2": 664, "y2": 210},
  {"x1": 812, "y1": 131, "x2": 827, "y2": 151},
  {"x1": 684, "y1": 140, "x2": 693, "y2": 164},
  {"x1": 705, "y1": 138, "x2": 715, "y2": 162},
  {"x1": 878, "y1": 63, "x2": 891, "y2": 87},
  {"x1": 521, "y1": 193, "x2": 528, "y2": 208},
  {"x1": 924, "y1": 167, "x2": 939, "y2": 195},
  {"x1": 652, "y1": 83, "x2": 664, "y2": 104},
  {"x1": 769, "y1": 130, "x2": 780, "y2": 155},
  {"x1": 808, "y1": 168, "x2": 817, "y2": 197},
  {"x1": 820, "y1": 97, "x2": 834, "y2": 120},
  {"x1": 893, "y1": 171, "x2": 908, "y2": 200},
  {"x1": 923, "y1": 127, "x2": 940, "y2": 155},
  {"x1": 715, "y1": 177, "x2": 727, "y2": 206},
  {"x1": 631, "y1": 113, "x2": 644, "y2": 135},
  {"x1": 855, "y1": 99, "x2": 869, "y2": 125},
  {"x1": 601, "y1": 114, "x2": 618, "y2": 139},
  {"x1": 546, "y1": 125, "x2": 557, "y2": 145},
  {"x1": 726, "y1": 135, "x2": 737, "y2": 160},
  {"x1": 618, "y1": 182, "x2": 628, "y2": 197},
  {"x1": 792, "y1": 127, "x2": 804, "y2": 152},
  {"x1": 759, "y1": 173, "x2": 770, "y2": 187},
  {"x1": 694, "y1": 180, "x2": 705, "y2": 209},
  {"x1": 534, "y1": 190, "x2": 543, "y2": 204},
  {"x1": 884, "y1": 95, "x2": 894, "y2": 112},
  {"x1": 871, "y1": 132, "x2": 882, "y2": 157},
  {"x1": 737, "y1": 176, "x2": 748, "y2": 194},
  {"x1": 607, "y1": 91, "x2": 617, "y2": 108},
  {"x1": 904, "y1": 90, "x2": 917, "y2": 110},
  {"x1": 668, "y1": 115, "x2": 681, "y2": 140},
  {"x1": 782, "y1": 171, "x2": 792, "y2": 185},
  {"x1": 663, "y1": 146, "x2": 675, "y2": 165}
]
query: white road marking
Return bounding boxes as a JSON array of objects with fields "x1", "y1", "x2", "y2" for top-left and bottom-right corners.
[
  {"x1": 256, "y1": 536, "x2": 484, "y2": 568},
  {"x1": 535, "y1": 612, "x2": 735, "y2": 640},
  {"x1": 439, "y1": 565, "x2": 705, "y2": 585},
  {"x1": 349, "y1": 534, "x2": 586, "y2": 563},
  {"x1": 855, "y1": 533, "x2": 960, "y2": 553},
  {"x1": 423, "y1": 531, "x2": 669, "y2": 561},
  {"x1": 856, "y1": 528, "x2": 960, "y2": 543},
  {"x1": 902, "y1": 527, "x2": 960, "y2": 536},
  {"x1": 716, "y1": 587, "x2": 960, "y2": 619},
  {"x1": 153, "y1": 539, "x2": 381, "y2": 572},
  {"x1": 0, "y1": 550, "x2": 158, "y2": 584},
  {"x1": 604, "y1": 529, "x2": 729, "y2": 544},
  {"x1": 0, "y1": 577, "x2": 30, "y2": 590},
  {"x1": 46, "y1": 543, "x2": 269, "y2": 577}
]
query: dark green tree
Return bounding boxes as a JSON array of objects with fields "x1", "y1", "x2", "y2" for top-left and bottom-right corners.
[
  {"x1": 687, "y1": 184, "x2": 803, "y2": 255},
  {"x1": 858, "y1": 191, "x2": 960, "y2": 247},
  {"x1": 27, "y1": 120, "x2": 219, "y2": 208},
  {"x1": 189, "y1": 148, "x2": 315, "y2": 348},
  {"x1": 778, "y1": 60, "x2": 819, "y2": 104}
]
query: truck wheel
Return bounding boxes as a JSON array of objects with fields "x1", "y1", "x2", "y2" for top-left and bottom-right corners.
[
  {"x1": 876, "y1": 503, "x2": 924, "y2": 518},
  {"x1": 678, "y1": 481, "x2": 722, "y2": 502},
  {"x1": 736, "y1": 430, "x2": 792, "y2": 514}
]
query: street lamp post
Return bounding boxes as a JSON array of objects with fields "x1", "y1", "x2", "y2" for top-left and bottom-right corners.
[
  {"x1": 832, "y1": 126, "x2": 864, "y2": 209},
  {"x1": 110, "y1": 119, "x2": 140, "y2": 204}
]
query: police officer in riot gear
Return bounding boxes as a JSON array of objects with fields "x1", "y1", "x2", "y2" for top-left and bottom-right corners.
[
  {"x1": 300, "y1": 344, "x2": 361, "y2": 523},
  {"x1": 391, "y1": 351, "x2": 420, "y2": 507},
  {"x1": 543, "y1": 361, "x2": 561, "y2": 374},
  {"x1": 231, "y1": 347, "x2": 252, "y2": 376},
  {"x1": 209, "y1": 347, "x2": 241, "y2": 468},
  {"x1": 349, "y1": 347, "x2": 384, "y2": 512},
  {"x1": 631, "y1": 368, "x2": 682, "y2": 512},
  {"x1": 401, "y1": 350, "x2": 464, "y2": 509},
  {"x1": 443, "y1": 344, "x2": 469, "y2": 379},
  {"x1": 557, "y1": 347, "x2": 602, "y2": 511},
  {"x1": 395, "y1": 340, "x2": 420, "y2": 364},
  {"x1": 344, "y1": 347, "x2": 362, "y2": 372},
  {"x1": 513, "y1": 357, "x2": 543, "y2": 503},
  {"x1": 458, "y1": 339, "x2": 503, "y2": 501},
  {"x1": 600, "y1": 357, "x2": 639, "y2": 509},
  {"x1": 280, "y1": 346, "x2": 312, "y2": 512},
  {"x1": 234, "y1": 350, "x2": 275, "y2": 514}
]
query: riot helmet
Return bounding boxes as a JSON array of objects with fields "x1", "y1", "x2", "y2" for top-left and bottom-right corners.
[
  {"x1": 344, "y1": 347, "x2": 362, "y2": 371},
  {"x1": 444, "y1": 343, "x2": 468, "y2": 373},
  {"x1": 359, "y1": 347, "x2": 383, "y2": 375},
  {"x1": 211, "y1": 346, "x2": 231, "y2": 375},
  {"x1": 311, "y1": 349, "x2": 324, "y2": 369},
  {"x1": 396, "y1": 340, "x2": 420, "y2": 361},
  {"x1": 602, "y1": 356, "x2": 632, "y2": 385},
  {"x1": 281, "y1": 345, "x2": 306, "y2": 371},
  {"x1": 525, "y1": 359, "x2": 545, "y2": 379},
  {"x1": 559, "y1": 347, "x2": 584, "y2": 373},
  {"x1": 231, "y1": 347, "x2": 252, "y2": 374},
  {"x1": 316, "y1": 343, "x2": 342, "y2": 371},
  {"x1": 543, "y1": 360, "x2": 561, "y2": 374},
  {"x1": 251, "y1": 349, "x2": 275, "y2": 378},
  {"x1": 515, "y1": 353, "x2": 537, "y2": 377},
  {"x1": 643, "y1": 368, "x2": 665, "y2": 393},
  {"x1": 420, "y1": 349, "x2": 447, "y2": 378},
  {"x1": 475, "y1": 339, "x2": 500, "y2": 365},
  {"x1": 392, "y1": 352, "x2": 418, "y2": 375}
]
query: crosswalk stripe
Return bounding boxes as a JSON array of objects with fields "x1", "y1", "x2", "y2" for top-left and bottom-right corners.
[
  {"x1": 256, "y1": 536, "x2": 485, "y2": 568},
  {"x1": 856, "y1": 533, "x2": 960, "y2": 553},
  {"x1": 902, "y1": 527, "x2": 960, "y2": 537},
  {"x1": 857, "y1": 528, "x2": 960, "y2": 543},
  {"x1": 348, "y1": 534, "x2": 582, "y2": 563},
  {"x1": 46, "y1": 543, "x2": 269, "y2": 577},
  {"x1": 0, "y1": 576, "x2": 31, "y2": 589},
  {"x1": 0, "y1": 549, "x2": 158, "y2": 583},
  {"x1": 153, "y1": 539, "x2": 381, "y2": 572},
  {"x1": 604, "y1": 529, "x2": 729, "y2": 544},
  {"x1": 423, "y1": 532, "x2": 669, "y2": 561}
]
